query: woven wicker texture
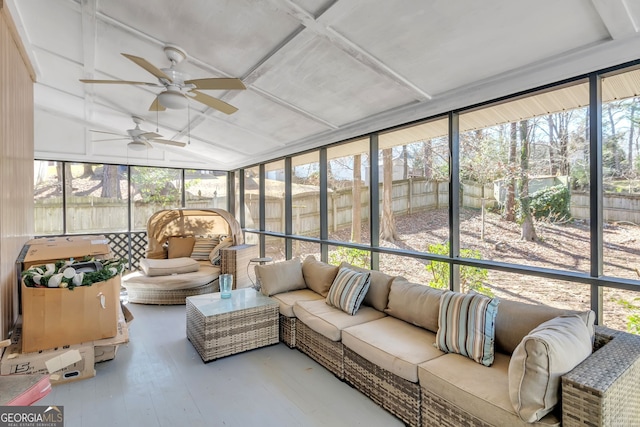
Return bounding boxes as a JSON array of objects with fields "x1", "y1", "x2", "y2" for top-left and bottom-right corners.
[
  {"x1": 280, "y1": 315, "x2": 296, "y2": 348},
  {"x1": 295, "y1": 321, "x2": 344, "y2": 379},
  {"x1": 221, "y1": 244, "x2": 259, "y2": 289},
  {"x1": 562, "y1": 326, "x2": 640, "y2": 426},
  {"x1": 186, "y1": 292, "x2": 279, "y2": 362},
  {"x1": 344, "y1": 347, "x2": 420, "y2": 427},
  {"x1": 421, "y1": 388, "x2": 492, "y2": 427},
  {"x1": 127, "y1": 280, "x2": 215, "y2": 305}
]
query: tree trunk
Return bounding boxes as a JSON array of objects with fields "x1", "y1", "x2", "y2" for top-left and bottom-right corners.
[
  {"x1": 519, "y1": 120, "x2": 537, "y2": 241},
  {"x1": 80, "y1": 163, "x2": 94, "y2": 178},
  {"x1": 351, "y1": 154, "x2": 362, "y2": 243},
  {"x1": 101, "y1": 164, "x2": 122, "y2": 198},
  {"x1": 57, "y1": 163, "x2": 73, "y2": 195},
  {"x1": 629, "y1": 102, "x2": 636, "y2": 169},
  {"x1": 423, "y1": 140, "x2": 433, "y2": 179},
  {"x1": 402, "y1": 145, "x2": 408, "y2": 179},
  {"x1": 505, "y1": 122, "x2": 517, "y2": 221},
  {"x1": 380, "y1": 148, "x2": 399, "y2": 242}
]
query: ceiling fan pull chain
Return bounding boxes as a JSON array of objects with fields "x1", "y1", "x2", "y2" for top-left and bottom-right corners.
[
  {"x1": 156, "y1": 108, "x2": 159, "y2": 133},
  {"x1": 188, "y1": 103, "x2": 191, "y2": 145}
]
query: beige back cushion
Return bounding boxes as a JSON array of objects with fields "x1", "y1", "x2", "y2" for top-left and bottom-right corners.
[
  {"x1": 495, "y1": 299, "x2": 595, "y2": 354},
  {"x1": 301, "y1": 255, "x2": 339, "y2": 297},
  {"x1": 385, "y1": 277, "x2": 445, "y2": 333},
  {"x1": 509, "y1": 315, "x2": 592, "y2": 422},
  {"x1": 167, "y1": 236, "x2": 196, "y2": 258},
  {"x1": 256, "y1": 258, "x2": 307, "y2": 296},
  {"x1": 339, "y1": 262, "x2": 393, "y2": 312}
]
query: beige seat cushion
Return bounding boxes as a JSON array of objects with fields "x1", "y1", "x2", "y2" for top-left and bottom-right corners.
[
  {"x1": 418, "y1": 353, "x2": 560, "y2": 427},
  {"x1": 256, "y1": 258, "x2": 307, "y2": 296},
  {"x1": 495, "y1": 299, "x2": 595, "y2": 354},
  {"x1": 140, "y1": 257, "x2": 200, "y2": 277},
  {"x1": 123, "y1": 264, "x2": 220, "y2": 290},
  {"x1": 302, "y1": 255, "x2": 338, "y2": 297},
  {"x1": 384, "y1": 277, "x2": 445, "y2": 333},
  {"x1": 509, "y1": 315, "x2": 592, "y2": 423},
  {"x1": 340, "y1": 262, "x2": 393, "y2": 311},
  {"x1": 343, "y1": 316, "x2": 444, "y2": 382},
  {"x1": 293, "y1": 299, "x2": 386, "y2": 342},
  {"x1": 270, "y1": 289, "x2": 324, "y2": 317}
]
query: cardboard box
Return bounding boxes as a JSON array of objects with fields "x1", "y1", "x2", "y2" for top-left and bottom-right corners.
[
  {"x1": 93, "y1": 303, "x2": 133, "y2": 363},
  {"x1": 21, "y1": 276, "x2": 120, "y2": 353},
  {"x1": 1, "y1": 325, "x2": 95, "y2": 386},
  {"x1": 21, "y1": 235, "x2": 112, "y2": 270}
]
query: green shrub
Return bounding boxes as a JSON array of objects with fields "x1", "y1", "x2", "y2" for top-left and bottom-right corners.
[
  {"x1": 425, "y1": 242, "x2": 492, "y2": 296},
  {"x1": 521, "y1": 184, "x2": 571, "y2": 222},
  {"x1": 328, "y1": 246, "x2": 370, "y2": 268},
  {"x1": 615, "y1": 297, "x2": 640, "y2": 335}
]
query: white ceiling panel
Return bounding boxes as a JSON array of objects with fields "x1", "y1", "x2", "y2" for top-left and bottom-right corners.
[{"x1": 6, "y1": 0, "x2": 640, "y2": 170}]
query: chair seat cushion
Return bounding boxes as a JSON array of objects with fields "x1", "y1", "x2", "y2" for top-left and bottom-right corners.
[
  {"x1": 293, "y1": 299, "x2": 386, "y2": 342},
  {"x1": 343, "y1": 316, "x2": 444, "y2": 382},
  {"x1": 123, "y1": 264, "x2": 220, "y2": 290},
  {"x1": 271, "y1": 289, "x2": 324, "y2": 317},
  {"x1": 418, "y1": 353, "x2": 560, "y2": 427},
  {"x1": 140, "y1": 257, "x2": 200, "y2": 276}
]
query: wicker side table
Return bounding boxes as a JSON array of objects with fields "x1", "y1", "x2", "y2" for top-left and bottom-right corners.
[{"x1": 186, "y1": 288, "x2": 279, "y2": 362}]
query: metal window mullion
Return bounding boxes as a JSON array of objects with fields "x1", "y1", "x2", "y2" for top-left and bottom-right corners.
[
  {"x1": 127, "y1": 165, "x2": 132, "y2": 268},
  {"x1": 181, "y1": 169, "x2": 186, "y2": 207},
  {"x1": 589, "y1": 72, "x2": 604, "y2": 324},
  {"x1": 449, "y1": 112, "x2": 461, "y2": 292},
  {"x1": 370, "y1": 134, "x2": 380, "y2": 270},
  {"x1": 239, "y1": 169, "x2": 246, "y2": 228},
  {"x1": 285, "y1": 157, "x2": 293, "y2": 259},
  {"x1": 62, "y1": 162, "x2": 68, "y2": 234},
  {"x1": 227, "y1": 170, "x2": 234, "y2": 213},
  {"x1": 259, "y1": 164, "x2": 266, "y2": 257},
  {"x1": 320, "y1": 148, "x2": 329, "y2": 262}
]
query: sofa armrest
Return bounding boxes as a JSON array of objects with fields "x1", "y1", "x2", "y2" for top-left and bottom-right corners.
[
  {"x1": 562, "y1": 325, "x2": 640, "y2": 426},
  {"x1": 220, "y1": 244, "x2": 259, "y2": 289}
]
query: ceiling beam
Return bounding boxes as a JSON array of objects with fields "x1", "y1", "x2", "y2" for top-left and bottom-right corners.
[
  {"x1": 266, "y1": 0, "x2": 432, "y2": 102},
  {"x1": 591, "y1": 0, "x2": 638, "y2": 39}
]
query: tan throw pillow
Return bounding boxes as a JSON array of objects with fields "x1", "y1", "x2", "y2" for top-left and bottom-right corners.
[
  {"x1": 339, "y1": 262, "x2": 393, "y2": 311},
  {"x1": 509, "y1": 315, "x2": 592, "y2": 423},
  {"x1": 208, "y1": 237, "x2": 233, "y2": 265},
  {"x1": 167, "y1": 236, "x2": 196, "y2": 259},
  {"x1": 190, "y1": 237, "x2": 218, "y2": 261},
  {"x1": 140, "y1": 257, "x2": 200, "y2": 277},
  {"x1": 384, "y1": 277, "x2": 445, "y2": 333},
  {"x1": 302, "y1": 255, "x2": 339, "y2": 297}
]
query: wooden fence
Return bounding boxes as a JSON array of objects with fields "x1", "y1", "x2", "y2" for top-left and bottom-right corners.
[{"x1": 35, "y1": 179, "x2": 640, "y2": 235}]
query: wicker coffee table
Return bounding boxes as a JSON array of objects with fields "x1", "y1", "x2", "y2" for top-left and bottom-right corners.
[{"x1": 186, "y1": 288, "x2": 279, "y2": 362}]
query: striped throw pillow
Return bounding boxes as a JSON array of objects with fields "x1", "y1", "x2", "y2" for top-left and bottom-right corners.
[
  {"x1": 190, "y1": 237, "x2": 219, "y2": 261},
  {"x1": 326, "y1": 267, "x2": 371, "y2": 315},
  {"x1": 436, "y1": 291, "x2": 500, "y2": 366}
]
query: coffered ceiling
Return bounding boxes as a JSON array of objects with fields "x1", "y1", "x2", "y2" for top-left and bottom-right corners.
[{"x1": 7, "y1": 0, "x2": 640, "y2": 170}]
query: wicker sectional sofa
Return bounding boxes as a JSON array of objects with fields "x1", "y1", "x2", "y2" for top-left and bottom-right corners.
[{"x1": 255, "y1": 256, "x2": 640, "y2": 427}]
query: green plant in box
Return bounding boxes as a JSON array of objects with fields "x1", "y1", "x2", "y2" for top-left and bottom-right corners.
[{"x1": 22, "y1": 257, "x2": 126, "y2": 290}]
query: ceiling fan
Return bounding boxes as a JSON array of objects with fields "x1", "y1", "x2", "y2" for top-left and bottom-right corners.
[
  {"x1": 80, "y1": 45, "x2": 246, "y2": 114},
  {"x1": 91, "y1": 116, "x2": 187, "y2": 151}
]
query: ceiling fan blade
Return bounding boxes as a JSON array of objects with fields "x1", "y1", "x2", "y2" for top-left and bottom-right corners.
[
  {"x1": 190, "y1": 90, "x2": 238, "y2": 115},
  {"x1": 80, "y1": 79, "x2": 160, "y2": 86},
  {"x1": 90, "y1": 129, "x2": 128, "y2": 137},
  {"x1": 151, "y1": 139, "x2": 187, "y2": 147},
  {"x1": 184, "y1": 78, "x2": 246, "y2": 90},
  {"x1": 140, "y1": 131, "x2": 163, "y2": 139},
  {"x1": 121, "y1": 53, "x2": 172, "y2": 82},
  {"x1": 149, "y1": 97, "x2": 166, "y2": 112}
]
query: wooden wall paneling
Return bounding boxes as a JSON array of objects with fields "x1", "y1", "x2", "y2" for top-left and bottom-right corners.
[{"x1": 0, "y1": 4, "x2": 35, "y2": 340}]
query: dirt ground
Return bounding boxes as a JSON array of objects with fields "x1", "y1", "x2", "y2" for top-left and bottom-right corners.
[{"x1": 316, "y1": 208, "x2": 640, "y2": 333}]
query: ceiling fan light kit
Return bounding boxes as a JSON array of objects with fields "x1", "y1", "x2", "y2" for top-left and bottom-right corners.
[
  {"x1": 127, "y1": 141, "x2": 148, "y2": 151},
  {"x1": 79, "y1": 44, "x2": 246, "y2": 114}
]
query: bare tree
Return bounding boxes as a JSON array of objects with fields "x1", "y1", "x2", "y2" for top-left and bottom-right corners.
[
  {"x1": 519, "y1": 120, "x2": 537, "y2": 241},
  {"x1": 101, "y1": 164, "x2": 121, "y2": 198},
  {"x1": 380, "y1": 148, "x2": 399, "y2": 242},
  {"x1": 504, "y1": 122, "x2": 517, "y2": 221},
  {"x1": 351, "y1": 154, "x2": 362, "y2": 243}
]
